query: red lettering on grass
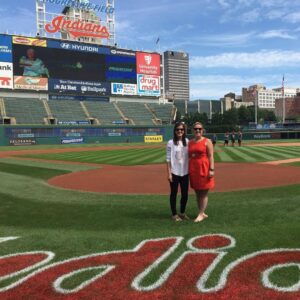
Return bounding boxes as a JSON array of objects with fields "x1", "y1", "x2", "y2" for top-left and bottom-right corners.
[{"x1": 0, "y1": 235, "x2": 299, "y2": 299}]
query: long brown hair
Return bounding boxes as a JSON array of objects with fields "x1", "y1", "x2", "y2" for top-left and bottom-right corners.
[{"x1": 173, "y1": 122, "x2": 187, "y2": 146}]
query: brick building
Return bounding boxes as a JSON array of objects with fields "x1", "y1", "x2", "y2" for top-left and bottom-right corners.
[{"x1": 275, "y1": 93, "x2": 300, "y2": 121}]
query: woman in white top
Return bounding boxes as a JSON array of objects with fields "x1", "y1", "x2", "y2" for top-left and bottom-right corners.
[{"x1": 166, "y1": 122, "x2": 189, "y2": 221}]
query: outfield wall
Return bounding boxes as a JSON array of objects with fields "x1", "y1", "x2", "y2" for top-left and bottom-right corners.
[
  {"x1": 0, "y1": 125, "x2": 173, "y2": 146},
  {"x1": 0, "y1": 126, "x2": 299, "y2": 146},
  {"x1": 204, "y1": 131, "x2": 300, "y2": 141}
]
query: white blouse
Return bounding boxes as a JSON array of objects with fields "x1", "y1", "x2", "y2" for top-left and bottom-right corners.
[{"x1": 166, "y1": 138, "x2": 189, "y2": 176}]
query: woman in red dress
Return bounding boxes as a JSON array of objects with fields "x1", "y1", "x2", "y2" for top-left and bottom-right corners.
[{"x1": 188, "y1": 122, "x2": 215, "y2": 222}]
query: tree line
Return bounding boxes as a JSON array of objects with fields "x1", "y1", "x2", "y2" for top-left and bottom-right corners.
[{"x1": 176, "y1": 106, "x2": 277, "y2": 133}]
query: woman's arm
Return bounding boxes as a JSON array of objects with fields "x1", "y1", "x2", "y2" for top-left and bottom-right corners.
[
  {"x1": 206, "y1": 139, "x2": 215, "y2": 178},
  {"x1": 166, "y1": 141, "x2": 173, "y2": 182}
]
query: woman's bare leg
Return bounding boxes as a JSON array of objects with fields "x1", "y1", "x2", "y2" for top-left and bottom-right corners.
[{"x1": 194, "y1": 189, "x2": 209, "y2": 222}]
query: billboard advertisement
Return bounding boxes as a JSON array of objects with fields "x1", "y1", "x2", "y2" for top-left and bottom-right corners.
[
  {"x1": 137, "y1": 74, "x2": 160, "y2": 96},
  {"x1": 111, "y1": 83, "x2": 137, "y2": 95},
  {"x1": 0, "y1": 62, "x2": 13, "y2": 89},
  {"x1": 12, "y1": 36, "x2": 47, "y2": 47},
  {"x1": 47, "y1": 40, "x2": 110, "y2": 55},
  {"x1": 0, "y1": 35, "x2": 12, "y2": 62},
  {"x1": 136, "y1": 52, "x2": 160, "y2": 76},
  {"x1": 49, "y1": 79, "x2": 110, "y2": 95},
  {"x1": 14, "y1": 76, "x2": 48, "y2": 90},
  {"x1": 144, "y1": 135, "x2": 163, "y2": 143}
]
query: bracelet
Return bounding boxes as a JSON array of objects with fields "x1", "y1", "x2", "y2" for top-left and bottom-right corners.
[{"x1": 209, "y1": 168, "x2": 214, "y2": 171}]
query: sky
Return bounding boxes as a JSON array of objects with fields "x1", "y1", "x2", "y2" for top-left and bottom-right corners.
[{"x1": 0, "y1": 0, "x2": 300, "y2": 100}]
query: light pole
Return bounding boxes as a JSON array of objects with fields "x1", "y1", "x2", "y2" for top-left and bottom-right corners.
[
  {"x1": 254, "y1": 89, "x2": 258, "y2": 125},
  {"x1": 282, "y1": 76, "x2": 285, "y2": 124}
]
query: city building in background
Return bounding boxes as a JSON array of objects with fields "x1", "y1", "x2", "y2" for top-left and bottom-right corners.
[
  {"x1": 220, "y1": 92, "x2": 252, "y2": 112},
  {"x1": 242, "y1": 84, "x2": 298, "y2": 109},
  {"x1": 163, "y1": 51, "x2": 189, "y2": 103},
  {"x1": 275, "y1": 93, "x2": 300, "y2": 121},
  {"x1": 175, "y1": 99, "x2": 221, "y2": 118}
]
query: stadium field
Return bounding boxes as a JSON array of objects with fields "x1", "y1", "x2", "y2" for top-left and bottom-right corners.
[
  {"x1": 16, "y1": 143, "x2": 300, "y2": 165},
  {"x1": 0, "y1": 139, "x2": 297, "y2": 152},
  {"x1": 0, "y1": 141, "x2": 299, "y2": 299}
]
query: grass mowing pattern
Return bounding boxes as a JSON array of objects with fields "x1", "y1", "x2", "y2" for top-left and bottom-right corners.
[
  {"x1": 20, "y1": 145, "x2": 300, "y2": 165},
  {"x1": 0, "y1": 139, "x2": 297, "y2": 152},
  {"x1": 287, "y1": 161, "x2": 300, "y2": 167},
  {"x1": 0, "y1": 162, "x2": 69, "y2": 179},
  {"x1": 0, "y1": 159, "x2": 299, "y2": 290}
]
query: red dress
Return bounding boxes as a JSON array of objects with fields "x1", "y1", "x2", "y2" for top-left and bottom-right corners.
[{"x1": 188, "y1": 138, "x2": 215, "y2": 190}]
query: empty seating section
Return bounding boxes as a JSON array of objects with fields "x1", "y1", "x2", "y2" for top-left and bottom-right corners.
[
  {"x1": 117, "y1": 102, "x2": 155, "y2": 125},
  {"x1": 83, "y1": 101, "x2": 124, "y2": 125},
  {"x1": 148, "y1": 103, "x2": 174, "y2": 124},
  {"x1": 48, "y1": 100, "x2": 87, "y2": 122},
  {"x1": 4, "y1": 98, "x2": 47, "y2": 124},
  {"x1": 2, "y1": 97, "x2": 178, "y2": 125}
]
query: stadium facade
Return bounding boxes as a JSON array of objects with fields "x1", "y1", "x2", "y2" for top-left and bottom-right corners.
[{"x1": 0, "y1": 0, "x2": 201, "y2": 147}]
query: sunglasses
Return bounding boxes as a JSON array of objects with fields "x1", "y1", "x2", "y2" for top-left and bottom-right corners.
[
  {"x1": 194, "y1": 127, "x2": 203, "y2": 131},
  {"x1": 176, "y1": 128, "x2": 184, "y2": 132}
]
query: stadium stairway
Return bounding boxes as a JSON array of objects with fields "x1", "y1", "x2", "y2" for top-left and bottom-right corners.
[
  {"x1": 0, "y1": 98, "x2": 6, "y2": 117},
  {"x1": 113, "y1": 102, "x2": 131, "y2": 124},
  {"x1": 43, "y1": 100, "x2": 53, "y2": 119},
  {"x1": 116, "y1": 102, "x2": 156, "y2": 126},
  {"x1": 80, "y1": 102, "x2": 98, "y2": 124},
  {"x1": 144, "y1": 103, "x2": 161, "y2": 125},
  {"x1": 83, "y1": 101, "x2": 126, "y2": 125}
]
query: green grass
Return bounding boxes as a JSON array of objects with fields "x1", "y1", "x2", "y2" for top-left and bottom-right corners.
[
  {"x1": 286, "y1": 161, "x2": 300, "y2": 167},
  {"x1": 0, "y1": 162, "x2": 69, "y2": 180},
  {"x1": 18, "y1": 144, "x2": 300, "y2": 165},
  {"x1": 0, "y1": 142, "x2": 164, "y2": 151},
  {"x1": 0, "y1": 160, "x2": 299, "y2": 292}
]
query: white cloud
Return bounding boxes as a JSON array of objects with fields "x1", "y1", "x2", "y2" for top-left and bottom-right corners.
[
  {"x1": 115, "y1": 20, "x2": 133, "y2": 32},
  {"x1": 189, "y1": 73, "x2": 300, "y2": 99},
  {"x1": 200, "y1": 32, "x2": 255, "y2": 46},
  {"x1": 266, "y1": 9, "x2": 287, "y2": 20},
  {"x1": 190, "y1": 50, "x2": 300, "y2": 68},
  {"x1": 191, "y1": 75, "x2": 252, "y2": 85},
  {"x1": 218, "y1": 0, "x2": 230, "y2": 9},
  {"x1": 258, "y1": 30, "x2": 297, "y2": 40},
  {"x1": 190, "y1": 75, "x2": 253, "y2": 99},
  {"x1": 284, "y1": 11, "x2": 300, "y2": 23},
  {"x1": 238, "y1": 0, "x2": 256, "y2": 7}
]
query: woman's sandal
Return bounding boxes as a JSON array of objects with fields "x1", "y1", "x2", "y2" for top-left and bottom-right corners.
[
  {"x1": 179, "y1": 213, "x2": 190, "y2": 220},
  {"x1": 172, "y1": 214, "x2": 182, "y2": 222}
]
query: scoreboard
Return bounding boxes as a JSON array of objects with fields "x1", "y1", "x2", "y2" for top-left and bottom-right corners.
[{"x1": 0, "y1": 34, "x2": 161, "y2": 97}]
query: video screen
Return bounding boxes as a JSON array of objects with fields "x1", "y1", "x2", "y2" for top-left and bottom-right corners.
[
  {"x1": 13, "y1": 44, "x2": 106, "y2": 82},
  {"x1": 105, "y1": 55, "x2": 137, "y2": 83}
]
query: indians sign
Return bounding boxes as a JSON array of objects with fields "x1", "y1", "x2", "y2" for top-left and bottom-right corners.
[
  {"x1": 45, "y1": 16, "x2": 109, "y2": 39},
  {"x1": 0, "y1": 234, "x2": 299, "y2": 299}
]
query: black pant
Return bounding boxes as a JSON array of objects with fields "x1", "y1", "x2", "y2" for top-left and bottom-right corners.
[{"x1": 169, "y1": 174, "x2": 189, "y2": 216}]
